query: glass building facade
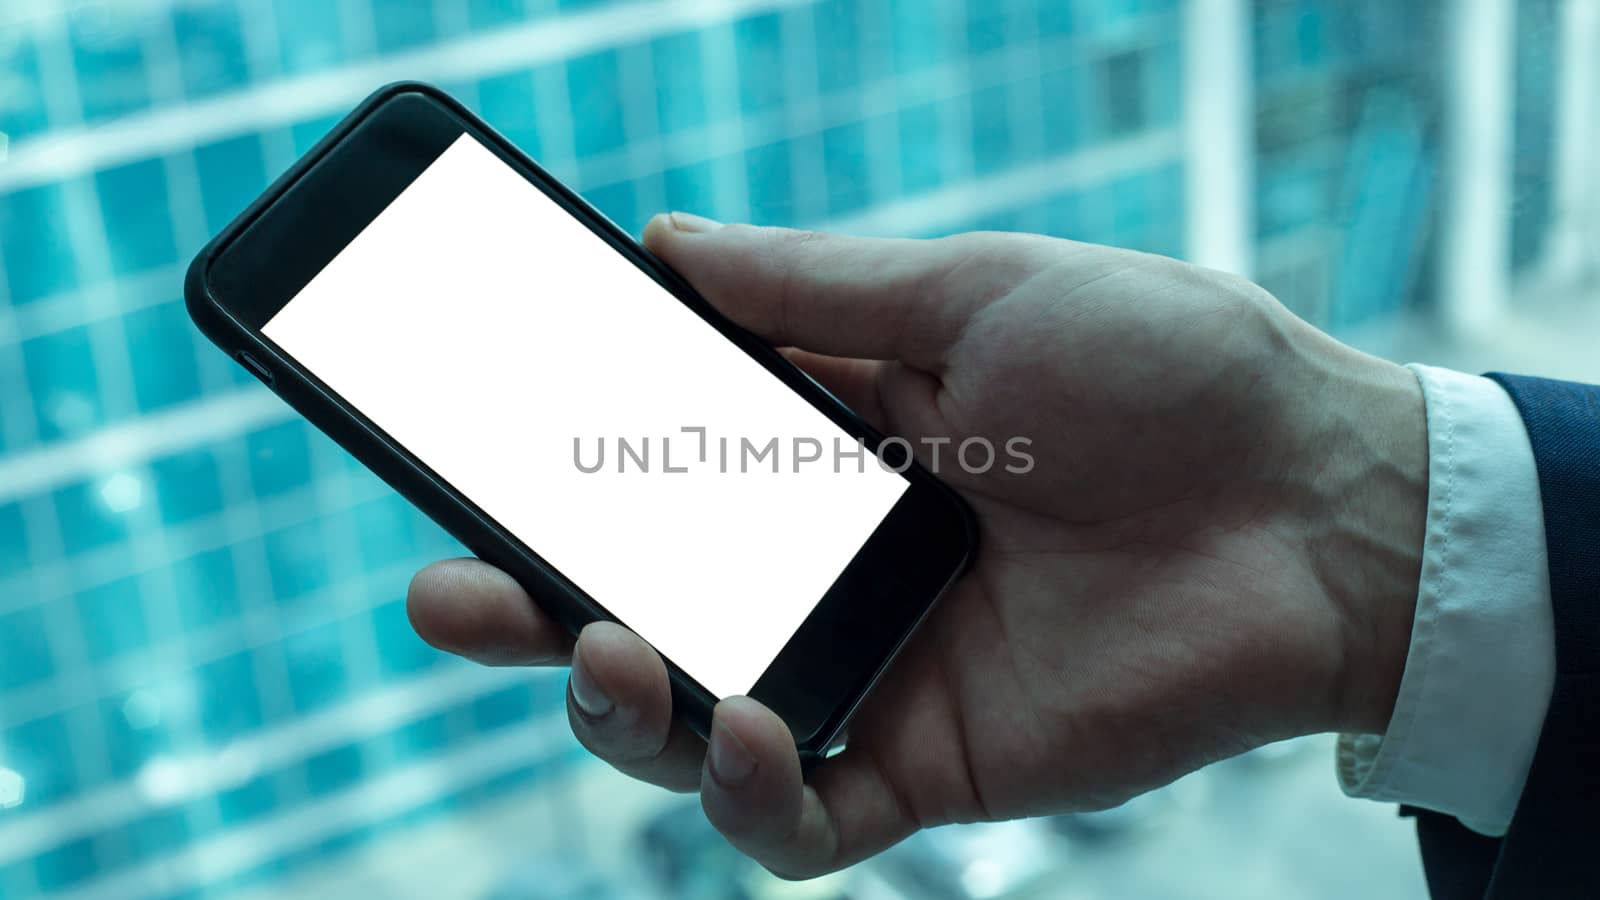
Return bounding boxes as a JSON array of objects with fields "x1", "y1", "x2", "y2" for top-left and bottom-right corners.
[{"x1": 0, "y1": 1, "x2": 1589, "y2": 897}]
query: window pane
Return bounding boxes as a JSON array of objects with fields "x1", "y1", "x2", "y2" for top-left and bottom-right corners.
[
  {"x1": 68, "y1": 8, "x2": 151, "y2": 122},
  {"x1": 24, "y1": 327, "x2": 103, "y2": 442},
  {"x1": 171, "y1": 0, "x2": 250, "y2": 98},
  {"x1": 96, "y1": 157, "x2": 178, "y2": 276},
  {"x1": 194, "y1": 134, "x2": 269, "y2": 234},
  {"x1": 0, "y1": 184, "x2": 79, "y2": 304}
]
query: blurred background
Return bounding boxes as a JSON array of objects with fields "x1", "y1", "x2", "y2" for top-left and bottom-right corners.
[{"x1": 2, "y1": 0, "x2": 1598, "y2": 897}]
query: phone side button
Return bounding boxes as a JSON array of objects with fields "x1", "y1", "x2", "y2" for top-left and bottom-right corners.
[{"x1": 235, "y1": 351, "x2": 275, "y2": 386}]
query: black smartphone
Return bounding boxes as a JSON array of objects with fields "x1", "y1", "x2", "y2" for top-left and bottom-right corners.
[{"x1": 184, "y1": 82, "x2": 975, "y2": 762}]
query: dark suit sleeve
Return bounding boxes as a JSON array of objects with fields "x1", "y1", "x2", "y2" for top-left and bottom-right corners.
[{"x1": 1406, "y1": 374, "x2": 1600, "y2": 899}]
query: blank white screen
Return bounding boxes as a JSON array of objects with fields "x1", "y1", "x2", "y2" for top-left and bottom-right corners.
[{"x1": 263, "y1": 134, "x2": 909, "y2": 698}]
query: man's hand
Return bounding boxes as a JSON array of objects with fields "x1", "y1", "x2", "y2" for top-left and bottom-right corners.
[{"x1": 406, "y1": 215, "x2": 1427, "y2": 878}]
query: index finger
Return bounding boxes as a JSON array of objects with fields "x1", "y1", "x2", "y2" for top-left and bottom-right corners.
[{"x1": 643, "y1": 215, "x2": 982, "y2": 371}]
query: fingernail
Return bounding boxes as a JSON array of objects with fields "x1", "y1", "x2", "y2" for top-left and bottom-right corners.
[
  {"x1": 707, "y1": 721, "x2": 756, "y2": 788},
  {"x1": 669, "y1": 211, "x2": 723, "y2": 233},
  {"x1": 569, "y1": 650, "x2": 614, "y2": 719}
]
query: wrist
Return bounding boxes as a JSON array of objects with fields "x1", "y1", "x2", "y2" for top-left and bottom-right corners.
[{"x1": 1279, "y1": 325, "x2": 1427, "y2": 735}]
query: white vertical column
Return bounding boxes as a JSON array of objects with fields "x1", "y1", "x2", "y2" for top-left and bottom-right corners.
[
  {"x1": 1440, "y1": 0, "x2": 1515, "y2": 337},
  {"x1": 1544, "y1": 0, "x2": 1600, "y2": 284},
  {"x1": 1181, "y1": 0, "x2": 1254, "y2": 277}
]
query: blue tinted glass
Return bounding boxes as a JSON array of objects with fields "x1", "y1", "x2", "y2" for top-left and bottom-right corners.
[
  {"x1": 0, "y1": 35, "x2": 51, "y2": 140},
  {"x1": 215, "y1": 772, "x2": 278, "y2": 824},
  {"x1": 351, "y1": 495, "x2": 417, "y2": 570},
  {"x1": 822, "y1": 122, "x2": 870, "y2": 215},
  {"x1": 151, "y1": 448, "x2": 225, "y2": 525},
  {"x1": 568, "y1": 51, "x2": 626, "y2": 156},
  {"x1": 1257, "y1": 155, "x2": 1326, "y2": 238},
  {"x1": 0, "y1": 503, "x2": 28, "y2": 579},
  {"x1": 171, "y1": 1, "x2": 249, "y2": 98},
  {"x1": 1141, "y1": 221, "x2": 1182, "y2": 258},
  {"x1": 411, "y1": 513, "x2": 465, "y2": 559},
  {"x1": 1255, "y1": 7, "x2": 1294, "y2": 83},
  {"x1": 652, "y1": 33, "x2": 707, "y2": 134},
  {"x1": 1296, "y1": 5, "x2": 1326, "y2": 66},
  {"x1": 477, "y1": 72, "x2": 543, "y2": 157},
  {"x1": 898, "y1": 103, "x2": 942, "y2": 194},
  {"x1": 0, "y1": 861, "x2": 32, "y2": 900},
  {"x1": 100, "y1": 690, "x2": 174, "y2": 778},
  {"x1": 971, "y1": 85, "x2": 1015, "y2": 175},
  {"x1": 172, "y1": 547, "x2": 242, "y2": 629},
  {"x1": 1101, "y1": 50, "x2": 1149, "y2": 136},
  {"x1": 23, "y1": 325, "x2": 103, "y2": 442},
  {"x1": 1114, "y1": 171, "x2": 1154, "y2": 236},
  {"x1": 1077, "y1": 0, "x2": 1121, "y2": 32},
  {"x1": 53, "y1": 480, "x2": 129, "y2": 555},
  {"x1": 0, "y1": 183, "x2": 79, "y2": 304},
  {"x1": 33, "y1": 835, "x2": 96, "y2": 891},
  {"x1": 196, "y1": 650, "x2": 264, "y2": 740},
  {"x1": 391, "y1": 712, "x2": 451, "y2": 762},
  {"x1": 1153, "y1": 41, "x2": 1182, "y2": 127},
  {"x1": 814, "y1": 0, "x2": 862, "y2": 94},
  {"x1": 304, "y1": 744, "x2": 363, "y2": 795},
  {"x1": 467, "y1": 0, "x2": 529, "y2": 30},
  {"x1": 68, "y1": 8, "x2": 151, "y2": 122},
  {"x1": 89, "y1": 833, "x2": 133, "y2": 893},
  {"x1": 970, "y1": 209, "x2": 1021, "y2": 233},
  {"x1": 1040, "y1": 66, "x2": 1083, "y2": 153},
  {"x1": 0, "y1": 605, "x2": 56, "y2": 690},
  {"x1": 290, "y1": 114, "x2": 342, "y2": 156},
  {"x1": 246, "y1": 421, "x2": 313, "y2": 496},
  {"x1": 471, "y1": 684, "x2": 534, "y2": 731},
  {"x1": 1040, "y1": 1, "x2": 1076, "y2": 35},
  {"x1": 584, "y1": 180, "x2": 639, "y2": 235},
  {"x1": 890, "y1": 0, "x2": 947, "y2": 73},
  {"x1": 370, "y1": 0, "x2": 436, "y2": 53},
  {"x1": 194, "y1": 134, "x2": 269, "y2": 234},
  {"x1": 124, "y1": 300, "x2": 203, "y2": 412},
  {"x1": 967, "y1": 2, "x2": 1009, "y2": 54},
  {"x1": 127, "y1": 809, "x2": 190, "y2": 863},
  {"x1": 1158, "y1": 163, "x2": 1183, "y2": 214},
  {"x1": 663, "y1": 160, "x2": 716, "y2": 217},
  {"x1": 1045, "y1": 190, "x2": 1083, "y2": 239},
  {"x1": 734, "y1": 15, "x2": 785, "y2": 116},
  {"x1": 283, "y1": 622, "x2": 347, "y2": 712},
  {"x1": 263, "y1": 520, "x2": 329, "y2": 604},
  {"x1": 4, "y1": 713, "x2": 77, "y2": 805},
  {"x1": 274, "y1": 0, "x2": 345, "y2": 73},
  {"x1": 745, "y1": 140, "x2": 793, "y2": 225},
  {"x1": 96, "y1": 157, "x2": 178, "y2": 275},
  {"x1": 371, "y1": 597, "x2": 437, "y2": 675},
  {"x1": 1081, "y1": 181, "x2": 1119, "y2": 244},
  {"x1": 76, "y1": 575, "x2": 148, "y2": 659},
  {"x1": 1322, "y1": 3, "x2": 1363, "y2": 61}
]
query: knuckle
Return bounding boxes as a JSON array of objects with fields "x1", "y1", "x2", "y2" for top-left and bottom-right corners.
[{"x1": 772, "y1": 225, "x2": 824, "y2": 251}]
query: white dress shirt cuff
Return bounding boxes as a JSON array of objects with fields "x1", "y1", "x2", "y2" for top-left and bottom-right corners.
[{"x1": 1336, "y1": 364, "x2": 1554, "y2": 836}]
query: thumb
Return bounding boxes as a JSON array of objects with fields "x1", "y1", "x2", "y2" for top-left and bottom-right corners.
[{"x1": 642, "y1": 213, "x2": 973, "y2": 370}]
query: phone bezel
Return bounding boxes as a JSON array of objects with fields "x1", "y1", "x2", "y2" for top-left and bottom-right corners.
[{"x1": 184, "y1": 82, "x2": 976, "y2": 760}]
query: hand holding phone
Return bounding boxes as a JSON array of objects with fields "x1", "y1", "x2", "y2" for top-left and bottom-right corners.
[
  {"x1": 188, "y1": 85, "x2": 973, "y2": 765},
  {"x1": 411, "y1": 216, "x2": 1428, "y2": 876},
  {"x1": 190, "y1": 83, "x2": 1424, "y2": 878}
]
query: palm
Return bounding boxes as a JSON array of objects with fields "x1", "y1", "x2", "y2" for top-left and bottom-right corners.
[{"x1": 830, "y1": 240, "x2": 1348, "y2": 831}]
